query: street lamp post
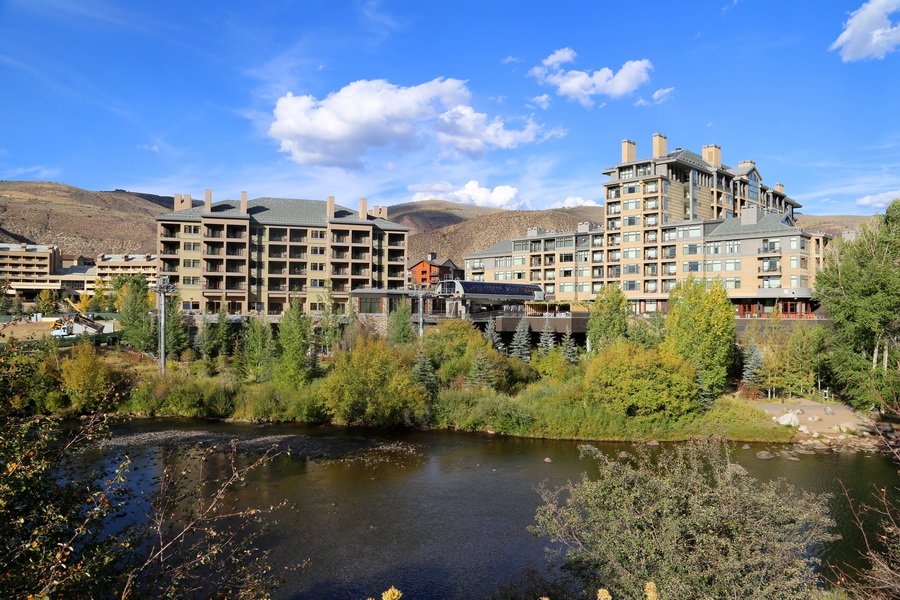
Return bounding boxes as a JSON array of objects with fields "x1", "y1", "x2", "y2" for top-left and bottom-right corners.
[{"x1": 150, "y1": 276, "x2": 177, "y2": 375}]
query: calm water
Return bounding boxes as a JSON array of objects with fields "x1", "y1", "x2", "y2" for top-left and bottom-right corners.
[{"x1": 111, "y1": 420, "x2": 898, "y2": 599}]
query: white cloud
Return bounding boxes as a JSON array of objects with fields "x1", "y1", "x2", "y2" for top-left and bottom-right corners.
[
  {"x1": 636, "y1": 86, "x2": 675, "y2": 106},
  {"x1": 500, "y1": 55, "x2": 521, "y2": 64},
  {"x1": 1, "y1": 164, "x2": 61, "y2": 179},
  {"x1": 549, "y1": 196, "x2": 599, "y2": 208},
  {"x1": 409, "y1": 180, "x2": 524, "y2": 209},
  {"x1": 855, "y1": 189, "x2": 900, "y2": 208},
  {"x1": 831, "y1": 0, "x2": 900, "y2": 62},
  {"x1": 268, "y1": 77, "x2": 552, "y2": 168},
  {"x1": 531, "y1": 94, "x2": 551, "y2": 109},
  {"x1": 137, "y1": 143, "x2": 160, "y2": 153},
  {"x1": 530, "y1": 48, "x2": 653, "y2": 107}
]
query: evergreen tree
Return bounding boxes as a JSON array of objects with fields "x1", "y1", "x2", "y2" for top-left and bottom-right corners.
[
  {"x1": 387, "y1": 300, "x2": 414, "y2": 346},
  {"x1": 412, "y1": 346, "x2": 439, "y2": 399},
  {"x1": 242, "y1": 316, "x2": 275, "y2": 382},
  {"x1": 119, "y1": 277, "x2": 154, "y2": 352},
  {"x1": 214, "y1": 303, "x2": 232, "y2": 357},
  {"x1": 661, "y1": 277, "x2": 736, "y2": 400},
  {"x1": 538, "y1": 318, "x2": 556, "y2": 354},
  {"x1": 465, "y1": 349, "x2": 496, "y2": 389},
  {"x1": 164, "y1": 294, "x2": 188, "y2": 358},
  {"x1": 484, "y1": 316, "x2": 505, "y2": 353},
  {"x1": 0, "y1": 292, "x2": 10, "y2": 315},
  {"x1": 510, "y1": 317, "x2": 531, "y2": 362},
  {"x1": 35, "y1": 289, "x2": 58, "y2": 314},
  {"x1": 276, "y1": 298, "x2": 312, "y2": 386},
  {"x1": 587, "y1": 285, "x2": 629, "y2": 352},
  {"x1": 13, "y1": 295, "x2": 24, "y2": 316},
  {"x1": 742, "y1": 344, "x2": 762, "y2": 386},
  {"x1": 561, "y1": 326, "x2": 578, "y2": 363},
  {"x1": 316, "y1": 284, "x2": 343, "y2": 355}
]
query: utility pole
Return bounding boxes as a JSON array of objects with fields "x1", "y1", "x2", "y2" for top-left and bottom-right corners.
[{"x1": 150, "y1": 276, "x2": 177, "y2": 375}]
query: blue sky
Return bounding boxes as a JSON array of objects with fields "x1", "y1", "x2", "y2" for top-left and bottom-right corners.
[{"x1": 1, "y1": 0, "x2": 899, "y2": 215}]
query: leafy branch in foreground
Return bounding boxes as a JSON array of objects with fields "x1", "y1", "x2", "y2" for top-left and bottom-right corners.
[{"x1": 530, "y1": 438, "x2": 834, "y2": 600}]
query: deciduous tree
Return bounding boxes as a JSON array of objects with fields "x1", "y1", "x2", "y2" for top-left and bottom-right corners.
[{"x1": 587, "y1": 285, "x2": 628, "y2": 352}]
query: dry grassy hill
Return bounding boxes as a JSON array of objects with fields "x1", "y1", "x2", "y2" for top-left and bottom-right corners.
[
  {"x1": 0, "y1": 181, "x2": 172, "y2": 256},
  {"x1": 387, "y1": 199, "x2": 505, "y2": 235},
  {"x1": 794, "y1": 214, "x2": 874, "y2": 237}
]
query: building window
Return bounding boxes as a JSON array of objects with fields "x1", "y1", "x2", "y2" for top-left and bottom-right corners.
[
  {"x1": 311, "y1": 246, "x2": 326, "y2": 256},
  {"x1": 182, "y1": 259, "x2": 200, "y2": 268},
  {"x1": 623, "y1": 248, "x2": 640, "y2": 259},
  {"x1": 607, "y1": 188, "x2": 621, "y2": 200},
  {"x1": 725, "y1": 259, "x2": 741, "y2": 271},
  {"x1": 725, "y1": 240, "x2": 741, "y2": 253},
  {"x1": 645, "y1": 181, "x2": 658, "y2": 193},
  {"x1": 310, "y1": 230, "x2": 327, "y2": 240},
  {"x1": 624, "y1": 216, "x2": 640, "y2": 227},
  {"x1": 683, "y1": 261, "x2": 701, "y2": 272},
  {"x1": 359, "y1": 298, "x2": 381, "y2": 313},
  {"x1": 677, "y1": 225, "x2": 702, "y2": 239},
  {"x1": 624, "y1": 264, "x2": 640, "y2": 275},
  {"x1": 683, "y1": 244, "x2": 700, "y2": 255},
  {"x1": 623, "y1": 199, "x2": 640, "y2": 211},
  {"x1": 622, "y1": 280, "x2": 639, "y2": 291},
  {"x1": 623, "y1": 232, "x2": 640, "y2": 243}
]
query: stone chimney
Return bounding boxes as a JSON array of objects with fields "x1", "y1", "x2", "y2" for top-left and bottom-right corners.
[
  {"x1": 173, "y1": 193, "x2": 191, "y2": 212},
  {"x1": 240, "y1": 191, "x2": 248, "y2": 214},
  {"x1": 359, "y1": 197, "x2": 368, "y2": 219},
  {"x1": 702, "y1": 145, "x2": 722, "y2": 168},
  {"x1": 621, "y1": 139, "x2": 636, "y2": 163},
  {"x1": 651, "y1": 133, "x2": 667, "y2": 158},
  {"x1": 426, "y1": 251, "x2": 438, "y2": 262},
  {"x1": 738, "y1": 160, "x2": 756, "y2": 169},
  {"x1": 326, "y1": 196, "x2": 335, "y2": 219},
  {"x1": 184, "y1": 193, "x2": 192, "y2": 210},
  {"x1": 774, "y1": 183, "x2": 784, "y2": 193},
  {"x1": 741, "y1": 205, "x2": 762, "y2": 225},
  {"x1": 368, "y1": 205, "x2": 388, "y2": 219},
  {"x1": 204, "y1": 189, "x2": 212, "y2": 212}
]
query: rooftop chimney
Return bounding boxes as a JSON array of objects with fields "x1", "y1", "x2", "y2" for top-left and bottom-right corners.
[
  {"x1": 621, "y1": 139, "x2": 636, "y2": 163},
  {"x1": 426, "y1": 251, "x2": 438, "y2": 261},
  {"x1": 184, "y1": 193, "x2": 192, "y2": 209},
  {"x1": 651, "y1": 133, "x2": 667, "y2": 158},
  {"x1": 738, "y1": 160, "x2": 756, "y2": 169},
  {"x1": 774, "y1": 183, "x2": 784, "y2": 193},
  {"x1": 702, "y1": 144, "x2": 722, "y2": 168},
  {"x1": 240, "y1": 191, "x2": 248, "y2": 214},
  {"x1": 174, "y1": 193, "x2": 191, "y2": 212},
  {"x1": 359, "y1": 197, "x2": 368, "y2": 219},
  {"x1": 204, "y1": 189, "x2": 212, "y2": 212},
  {"x1": 741, "y1": 205, "x2": 762, "y2": 226},
  {"x1": 368, "y1": 205, "x2": 388, "y2": 219},
  {"x1": 326, "y1": 196, "x2": 335, "y2": 219}
]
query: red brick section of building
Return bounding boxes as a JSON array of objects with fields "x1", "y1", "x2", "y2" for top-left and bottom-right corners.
[{"x1": 408, "y1": 252, "x2": 464, "y2": 289}]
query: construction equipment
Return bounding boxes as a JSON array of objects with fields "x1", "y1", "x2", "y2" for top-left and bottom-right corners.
[{"x1": 63, "y1": 297, "x2": 107, "y2": 334}]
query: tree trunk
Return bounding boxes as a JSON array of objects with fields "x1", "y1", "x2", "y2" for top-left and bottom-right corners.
[{"x1": 872, "y1": 341, "x2": 879, "y2": 371}]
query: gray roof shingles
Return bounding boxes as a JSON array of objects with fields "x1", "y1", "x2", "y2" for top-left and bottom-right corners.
[{"x1": 155, "y1": 197, "x2": 408, "y2": 231}]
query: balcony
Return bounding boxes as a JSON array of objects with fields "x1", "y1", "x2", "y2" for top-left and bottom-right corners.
[
  {"x1": 332, "y1": 268, "x2": 348, "y2": 276},
  {"x1": 758, "y1": 266, "x2": 782, "y2": 273},
  {"x1": 269, "y1": 235, "x2": 288, "y2": 243},
  {"x1": 758, "y1": 246, "x2": 781, "y2": 255},
  {"x1": 225, "y1": 283, "x2": 246, "y2": 291},
  {"x1": 204, "y1": 230, "x2": 224, "y2": 239},
  {"x1": 268, "y1": 252, "x2": 287, "y2": 259},
  {"x1": 388, "y1": 240, "x2": 405, "y2": 248},
  {"x1": 289, "y1": 268, "x2": 308, "y2": 276},
  {"x1": 226, "y1": 250, "x2": 245, "y2": 257},
  {"x1": 160, "y1": 228, "x2": 179, "y2": 239},
  {"x1": 332, "y1": 251, "x2": 349, "y2": 260},
  {"x1": 225, "y1": 266, "x2": 245, "y2": 274},
  {"x1": 204, "y1": 266, "x2": 223, "y2": 273},
  {"x1": 351, "y1": 235, "x2": 370, "y2": 245},
  {"x1": 332, "y1": 235, "x2": 348, "y2": 244}
]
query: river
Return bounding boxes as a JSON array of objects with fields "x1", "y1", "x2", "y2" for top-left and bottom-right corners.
[{"x1": 109, "y1": 420, "x2": 897, "y2": 599}]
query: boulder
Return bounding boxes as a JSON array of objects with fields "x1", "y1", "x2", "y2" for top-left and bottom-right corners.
[
  {"x1": 797, "y1": 425, "x2": 810, "y2": 434},
  {"x1": 838, "y1": 422, "x2": 858, "y2": 434},
  {"x1": 544, "y1": 457, "x2": 553, "y2": 463},
  {"x1": 779, "y1": 450, "x2": 800, "y2": 461},
  {"x1": 727, "y1": 463, "x2": 748, "y2": 476},
  {"x1": 756, "y1": 451, "x2": 775, "y2": 460},
  {"x1": 645, "y1": 440, "x2": 660, "y2": 446},
  {"x1": 777, "y1": 413, "x2": 800, "y2": 427},
  {"x1": 807, "y1": 415, "x2": 821, "y2": 422},
  {"x1": 617, "y1": 451, "x2": 631, "y2": 460},
  {"x1": 824, "y1": 406, "x2": 835, "y2": 415},
  {"x1": 875, "y1": 423, "x2": 894, "y2": 433},
  {"x1": 741, "y1": 444, "x2": 750, "y2": 450}
]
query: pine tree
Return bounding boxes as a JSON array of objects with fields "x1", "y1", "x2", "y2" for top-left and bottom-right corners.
[
  {"x1": 742, "y1": 344, "x2": 762, "y2": 386},
  {"x1": 214, "y1": 303, "x2": 232, "y2": 357},
  {"x1": 465, "y1": 349, "x2": 496, "y2": 389},
  {"x1": 538, "y1": 318, "x2": 556, "y2": 354},
  {"x1": 119, "y1": 278, "x2": 154, "y2": 351},
  {"x1": 484, "y1": 317, "x2": 505, "y2": 353},
  {"x1": 316, "y1": 283, "x2": 343, "y2": 355},
  {"x1": 243, "y1": 316, "x2": 275, "y2": 382},
  {"x1": 412, "y1": 346, "x2": 439, "y2": 399},
  {"x1": 276, "y1": 297, "x2": 312, "y2": 386},
  {"x1": 587, "y1": 285, "x2": 628, "y2": 352},
  {"x1": 561, "y1": 326, "x2": 578, "y2": 363},
  {"x1": 164, "y1": 295, "x2": 188, "y2": 358},
  {"x1": 510, "y1": 317, "x2": 531, "y2": 362},
  {"x1": 387, "y1": 300, "x2": 414, "y2": 346},
  {"x1": 13, "y1": 295, "x2": 24, "y2": 316},
  {"x1": 0, "y1": 292, "x2": 10, "y2": 315}
]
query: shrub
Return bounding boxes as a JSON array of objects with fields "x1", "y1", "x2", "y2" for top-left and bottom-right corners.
[
  {"x1": 60, "y1": 343, "x2": 112, "y2": 414},
  {"x1": 584, "y1": 341, "x2": 699, "y2": 419}
]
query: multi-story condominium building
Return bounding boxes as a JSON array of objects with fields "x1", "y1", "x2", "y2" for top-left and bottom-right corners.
[
  {"x1": 155, "y1": 191, "x2": 408, "y2": 315},
  {"x1": 1, "y1": 244, "x2": 158, "y2": 302},
  {"x1": 464, "y1": 134, "x2": 830, "y2": 317}
]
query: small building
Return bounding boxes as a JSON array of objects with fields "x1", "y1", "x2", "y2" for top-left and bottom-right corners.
[{"x1": 408, "y1": 252, "x2": 464, "y2": 290}]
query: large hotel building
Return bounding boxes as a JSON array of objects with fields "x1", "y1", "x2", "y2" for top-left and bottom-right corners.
[
  {"x1": 155, "y1": 192, "x2": 408, "y2": 315},
  {"x1": 464, "y1": 134, "x2": 830, "y2": 316}
]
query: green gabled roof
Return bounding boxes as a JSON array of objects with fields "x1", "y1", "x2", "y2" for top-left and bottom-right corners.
[
  {"x1": 155, "y1": 197, "x2": 408, "y2": 231},
  {"x1": 706, "y1": 213, "x2": 799, "y2": 239},
  {"x1": 464, "y1": 239, "x2": 514, "y2": 259}
]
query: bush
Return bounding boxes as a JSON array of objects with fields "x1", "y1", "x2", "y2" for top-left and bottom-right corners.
[
  {"x1": 430, "y1": 387, "x2": 533, "y2": 433},
  {"x1": 531, "y1": 439, "x2": 835, "y2": 599},
  {"x1": 122, "y1": 374, "x2": 237, "y2": 418},
  {"x1": 584, "y1": 341, "x2": 699, "y2": 419},
  {"x1": 60, "y1": 343, "x2": 112, "y2": 414},
  {"x1": 531, "y1": 347, "x2": 573, "y2": 381}
]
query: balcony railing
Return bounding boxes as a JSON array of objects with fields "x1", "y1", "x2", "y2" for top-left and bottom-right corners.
[
  {"x1": 204, "y1": 231, "x2": 224, "y2": 239},
  {"x1": 758, "y1": 266, "x2": 781, "y2": 273},
  {"x1": 758, "y1": 246, "x2": 781, "y2": 254}
]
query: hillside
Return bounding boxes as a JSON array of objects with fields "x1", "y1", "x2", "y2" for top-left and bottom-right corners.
[
  {"x1": 794, "y1": 214, "x2": 874, "y2": 237},
  {"x1": 409, "y1": 208, "x2": 605, "y2": 265},
  {"x1": 0, "y1": 181, "x2": 172, "y2": 256},
  {"x1": 387, "y1": 199, "x2": 505, "y2": 235}
]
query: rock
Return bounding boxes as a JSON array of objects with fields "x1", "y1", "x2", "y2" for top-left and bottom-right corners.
[
  {"x1": 794, "y1": 408, "x2": 805, "y2": 415},
  {"x1": 798, "y1": 425, "x2": 810, "y2": 434},
  {"x1": 794, "y1": 448, "x2": 816, "y2": 455},
  {"x1": 544, "y1": 457, "x2": 552, "y2": 463},
  {"x1": 839, "y1": 422, "x2": 858, "y2": 434},
  {"x1": 617, "y1": 451, "x2": 631, "y2": 460},
  {"x1": 756, "y1": 451, "x2": 775, "y2": 460},
  {"x1": 807, "y1": 415, "x2": 821, "y2": 422},
  {"x1": 875, "y1": 423, "x2": 894, "y2": 433},
  {"x1": 780, "y1": 451, "x2": 800, "y2": 461},
  {"x1": 646, "y1": 440, "x2": 660, "y2": 446},
  {"x1": 812, "y1": 432, "x2": 822, "y2": 438},
  {"x1": 824, "y1": 406, "x2": 835, "y2": 415},
  {"x1": 727, "y1": 463, "x2": 748, "y2": 476},
  {"x1": 741, "y1": 444, "x2": 750, "y2": 450},
  {"x1": 777, "y1": 413, "x2": 800, "y2": 427}
]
